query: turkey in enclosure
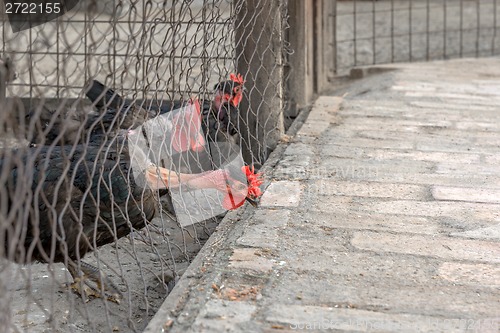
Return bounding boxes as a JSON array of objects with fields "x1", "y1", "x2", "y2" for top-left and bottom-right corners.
[
  {"x1": 85, "y1": 73, "x2": 245, "y2": 147},
  {"x1": 0, "y1": 129, "x2": 263, "y2": 302},
  {"x1": 23, "y1": 74, "x2": 245, "y2": 147},
  {"x1": 84, "y1": 74, "x2": 247, "y2": 215}
]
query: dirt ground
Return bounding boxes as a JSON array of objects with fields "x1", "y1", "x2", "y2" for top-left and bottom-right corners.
[{"x1": 2, "y1": 214, "x2": 220, "y2": 333}]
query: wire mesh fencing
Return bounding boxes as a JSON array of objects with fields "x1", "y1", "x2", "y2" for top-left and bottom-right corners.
[
  {"x1": 0, "y1": 0, "x2": 287, "y2": 332},
  {"x1": 335, "y1": 0, "x2": 500, "y2": 75}
]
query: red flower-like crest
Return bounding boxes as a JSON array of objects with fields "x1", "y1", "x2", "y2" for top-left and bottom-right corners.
[
  {"x1": 242, "y1": 165, "x2": 263, "y2": 198},
  {"x1": 222, "y1": 165, "x2": 264, "y2": 211},
  {"x1": 229, "y1": 73, "x2": 245, "y2": 85}
]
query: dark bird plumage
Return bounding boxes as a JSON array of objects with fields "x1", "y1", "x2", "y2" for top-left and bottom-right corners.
[
  {"x1": 2, "y1": 142, "x2": 154, "y2": 263},
  {"x1": 84, "y1": 78, "x2": 241, "y2": 146},
  {"x1": 23, "y1": 75, "x2": 244, "y2": 148},
  {"x1": 0, "y1": 130, "x2": 256, "y2": 301},
  {"x1": 1, "y1": 74, "x2": 261, "y2": 302}
]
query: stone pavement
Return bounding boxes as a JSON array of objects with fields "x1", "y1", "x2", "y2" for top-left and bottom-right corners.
[{"x1": 145, "y1": 58, "x2": 500, "y2": 333}]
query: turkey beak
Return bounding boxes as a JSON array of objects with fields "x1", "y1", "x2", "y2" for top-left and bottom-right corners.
[
  {"x1": 225, "y1": 177, "x2": 259, "y2": 208},
  {"x1": 245, "y1": 197, "x2": 259, "y2": 207}
]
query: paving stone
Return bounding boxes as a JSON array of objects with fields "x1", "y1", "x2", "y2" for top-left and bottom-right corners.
[
  {"x1": 237, "y1": 210, "x2": 290, "y2": 249},
  {"x1": 328, "y1": 171, "x2": 500, "y2": 188},
  {"x1": 297, "y1": 121, "x2": 330, "y2": 136},
  {"x1": 319, "y1": 157, "x2": 435, "y2": 178},
  {"x1": 351, "y1": 231, "x2": 500, "y2": 264},
  {"x1": 274, "y1": 155, "x2": 311, "y2": 180},
  {"x1": 320, "y1": 145, "x2": 481, "y2": 164},
  {"x1": 283, "y1": 142, "x2": 317, "y2": 156},
  {"x1": 236, "y1": 226, "x2": 279, "y2": 249},
  {"x1": 416, "y1": 142, "x2": 497, "y2": 154},
  {"x1": 455, "y1": 121, "x2": 500, "y2": 131},
  {"x1": 365, "y1": 150, "x2": 480, "y2": 164},
  {"x1": 357, "y1": 200, "x2": 500, "y2": 222},
  {"x1": 308, "y1": 180, "x2": 428, "y2": 200},
  {"x1": 414, "y1": 128, "x2": 500, "y2": 141},
  {"x1": 323, "y1": 127, "x2": 473, "y2": 145},
  {"x1": 334, "y1": 121, "x2": 430, "y2": 133},
  {"x1": 266, "y1": 270, "x2": 500, "y2": 320},
  {"x1": 394, "y1": 81, "x2": 500, "y2": 97},
  {"x1": 191, "y1": 300, "x2": 257, "y2": 332},
  {"x1": 436, "y1": 163, "x2": 500, "y2": 175},
  {"x1": 410, "y1": 100, "x2": 498, "y2": 112},
  {"x1": 300, "y1": 211, "x2": 439, "y2": 234},
  {"x1": 277, "y1": 229, "x2": 347, "y2": 273},
  {"x1": 324, "y1": 136, "x2": 415, "y2": 150},
  {"x1": 229, "y1": 248, "x2": 274, "y2": 273},
  {"x1": 293, "y1": 134, "x2": 319, "y2": 145},
  {"x1": 432, "y1": 186, "x2": 500, "y2": 204},
  {"x1": 266, "y1": 304, "x2": 475, "y2": 333},
  {"x1": 250, "y1": 209, "x2": 291, "y2": 229},
  {"x1": 439, "y1": 262, "x2": 500, "y2": 287},
  {"x1": 322, "y1": 126, "x2": 480, "y2": 149},
  {"x1": 307, "y1": 96, "x2": 342, "y2": 120},
  {"x1": 484, "y1": 154, "x2": 500, "y2": 164},
  {"x1": 451, "y1": 224, "x2": 500, "y2": 241},
  {"x1": 260, "y1": 181, "x2": 302, "y2": 207},
  {"x1": 304, "y1": 195, "x2": 354, "y2": 213},
  {"x1": 297, "y1": 97, "x2": 342, "y2": 137},
  {"x1": 405, "y1": 91, "x2": 500, "y2": 104},
  {"x1": 341, "y1": 117, "x2": 455, "y2": 130},
  {"x1": 319, "y1": 145, "x2": 369, "y2": 158}
]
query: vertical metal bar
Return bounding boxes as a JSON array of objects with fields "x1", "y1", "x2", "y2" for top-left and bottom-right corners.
[
  {"x1": 409, "y1": 0, "x2": 412, "y2": 61},
  {"x1": 426, "y1": 0, "x2": 430, "y2": 60},
  {"x1": 202, "y1": 0, "x2": 208, "y2": 98},
  {"x1": 2, "y1": 8, "x2": 6, "y2": 54},
  {"x1": 372, "y1": 0, "x2": 376, "y2": 65},
  {"x1": 56, "y1": 11, "x2": 60, "y2": 98},
  {"x1": 313, "y1": 0, "x2": 319, "y2": 93},
  {"x1": 476, "y1": 0, "x2": 480, "y2": 57},
  {"x1": 84, "y1": 1, "x2": 90, "y2": 91},
  {"x1": 112, "y1": 1, "x2": 118, "y2": 90},
  {"x1": 29, "y1": 22, "x2": 33, "y2": 99},
  {"x1": 333, "y1": 0, "x2": 338, "y2": 74},
  {"x1": 353, "y1": 0, "x2": 357, "y2": 66},
  {"x1": 171, "y1": 0, "x2": 176, "y2": 97},
  {"x1": 494, "y1": 0, "x2": 498, "y2": 55},
  {"x1": 390, "y1": 0, "x2": 394, "y2": 62},
  {"x1": 142, "y1": 0, "x2": 147, "y2": 101},
  {"x1": 460, "y1": 0, "x2": 463, "y2": 57},
  {"x1": 443, "y1": 0, "x2": 447, "y2": 59},
  {"x1": 0, "y1": 59, "x2": 5, "y2": 103}
]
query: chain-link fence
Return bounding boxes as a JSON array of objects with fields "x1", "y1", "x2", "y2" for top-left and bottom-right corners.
[
  {"x1": 4, "y1": 0, "x2": 499, "y2": 332},
  {"x1": 336, "y1": 0, "x2": 500, "y2": 75},
  {"x1": 0, "y1": 0, "x2": 287, "y2": 332}
]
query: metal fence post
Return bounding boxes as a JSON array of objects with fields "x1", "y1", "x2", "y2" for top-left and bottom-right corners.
[
  {"x1": 0, "y1": 59, "x2": 6, "y2": 103},
  {"x1": 235, "y1": 0, "x2": 285, "y2": 165},
  {"x1": 284, "y1": 0, "x2": 336, "y2": 116},
  {"x1": 315, "y1": 0, "x2": 337, "y2": 92},
  {"x1": 286, "y1": 0, "x2": 315, "y2": 115}
]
